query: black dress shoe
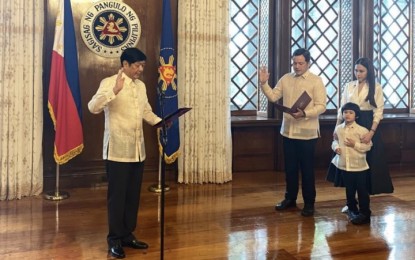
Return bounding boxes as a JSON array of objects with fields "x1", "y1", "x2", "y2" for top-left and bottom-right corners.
[
  {"x1": 275, "y1": 199, "x2": 296, "y2": 210},
  {"x1": 301, "y1": 204, "x2": 315, "y2": 217},
  {"x1": 121, "y1": 239, "x2": 149, "y2": 249},
  {"x1": 108, "y1": 243, "x2": 125, "y2": 259},
  {"x1": 351, "y1": 213, "x2": 370, "y2": 225},
  {"x1": 346, "y1": 209, "x2": 359, "y2": 221}
]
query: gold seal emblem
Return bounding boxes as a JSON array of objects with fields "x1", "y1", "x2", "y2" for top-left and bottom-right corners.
[
  {"x1": 158, "y1": 55, "x2": 177, "y2": 91},
  {"x1": 80, "y1": 0, "x2": 141, "y2": 58}
]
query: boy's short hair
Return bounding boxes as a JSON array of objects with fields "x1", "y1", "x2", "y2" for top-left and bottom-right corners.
[{"x1": 341, "y1": 102, "x2": 360, "y2": 118}]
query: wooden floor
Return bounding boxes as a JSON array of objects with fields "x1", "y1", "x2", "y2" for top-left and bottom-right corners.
[{"x1": 1, "y1": 167, "x2": 415, "y2": 260}]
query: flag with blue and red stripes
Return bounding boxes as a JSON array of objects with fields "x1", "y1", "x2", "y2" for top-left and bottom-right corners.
[{"x1": 48, "y1": 0, "x2": 84, "y2": 164}]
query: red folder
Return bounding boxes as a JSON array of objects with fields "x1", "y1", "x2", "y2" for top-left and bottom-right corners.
[
  {"x1": 154, "y1": 107, "x2": 192, "y2": 128},
  {"x1": 274, "y1": 91, "x2": 311, "y2": 114}
]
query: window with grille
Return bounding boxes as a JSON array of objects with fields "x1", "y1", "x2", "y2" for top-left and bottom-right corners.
[
  {"x1": 373, "y1": 0, "x2": 414, "y2": 112},
  {"x1": 229, "y1": 0, "x2": 269, "y2": 113},
  {"x1": 291, "y1": 0, "x2": 353, "y2": 111},
  {"x1": 230, "y1": 0, "x2": 415, "y2": 115}
]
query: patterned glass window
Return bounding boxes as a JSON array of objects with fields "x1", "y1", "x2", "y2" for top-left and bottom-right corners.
[
  {"x1": 258, "y1": 0, "x2": 269, "y2": 113},
  {"x1": 229, "y1": 0, "x2": 269, "y2": 112},
  {"x1": 373, "y1": 0, "x2": 412, "y2": 111},
  {"x1": 291, "y1": 0, "x2": 353, "y2": 110}
]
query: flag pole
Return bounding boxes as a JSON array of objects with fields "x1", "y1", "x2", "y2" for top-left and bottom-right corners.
[
  {"x1": 44, "y1": 164, "x2": 69, "y2": 200},
  {"x1": 148, "y1": 157, "x2": 170, "y2": 193},
  {"x1": 46, "y1": 0, "x2": 82, "y2": 201}
]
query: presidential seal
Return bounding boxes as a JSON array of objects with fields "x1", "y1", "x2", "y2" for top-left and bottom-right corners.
[{"x1": 80, "y1": 0, "x2": 141, "y2": 58}]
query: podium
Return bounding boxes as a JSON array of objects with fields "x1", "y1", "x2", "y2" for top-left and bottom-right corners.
[
  {"x1": 149, "y1": 107, "x2": 192, "y2": 193},
  {"x1": 153, "y1": 107, "x2": 192, "y2": 128},
  {"x1": 152, "y1": 106, "x2": 191, "y2": 260}
]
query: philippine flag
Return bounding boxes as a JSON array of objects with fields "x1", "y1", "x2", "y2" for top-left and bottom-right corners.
[{"x1": 48, "y1": 0, "x2": 84, "y2": 164}]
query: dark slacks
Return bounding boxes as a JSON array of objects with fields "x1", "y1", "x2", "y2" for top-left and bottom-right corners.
[
  {"x1": 106, "y1": 160, "x2": 144, "y2": 243},
  {"x1": 283, "y1": 137, "x2": 317, "y2": 205},
  {"x1": 341, "y1": 170, "x2": 371, "y2": 215}
]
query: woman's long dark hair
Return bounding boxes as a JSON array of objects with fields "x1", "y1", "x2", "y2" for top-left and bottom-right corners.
[{"x1": 355, "y1": 57, "x2": 377, "y2": 108}]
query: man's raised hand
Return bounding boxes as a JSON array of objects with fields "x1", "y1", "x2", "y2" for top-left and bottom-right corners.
[{"x1": 113, "y1": 68, "x2": 125, "y2": 95}]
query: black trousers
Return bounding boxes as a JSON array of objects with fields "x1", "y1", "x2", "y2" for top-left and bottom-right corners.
[
  {"x1": 283, "y1": 137, "x2": 317, "y2": 205},
  {"x1": 106, "y1": 160, "x2": 145, "y2": 243},
  {"x1": 342, "y1": 170, "x2": 371, "y2": 215}
]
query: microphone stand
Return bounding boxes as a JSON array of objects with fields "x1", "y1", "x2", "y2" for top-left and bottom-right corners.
[{"x1": 157, "y1": 86, "x2": 168, "y2": 260}]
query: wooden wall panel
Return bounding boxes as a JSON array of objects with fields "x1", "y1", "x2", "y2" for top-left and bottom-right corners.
[
  {"x1": 232, "y1": 126, "x2": 277, "y2": 172},
  {"x1": 380, "y1": 123, "x2": 402, "y2": 163},
  {"x1": 232, "y1": 118, "x2": 415, "y2": 173},
  {"x1": 401, "y1": 123, "x2": 415, "y2": 163},
  {"x1": 43, "y1": 0, "x2": 178, "y2": 190}
]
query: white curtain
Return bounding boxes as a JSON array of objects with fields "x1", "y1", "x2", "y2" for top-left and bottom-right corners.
[
  {"x1": 0, "y1": 0, "x2": 44, "y2": 200},
  {"x1": 177, "y1": 0, "x2": 232, "y2": 183}
]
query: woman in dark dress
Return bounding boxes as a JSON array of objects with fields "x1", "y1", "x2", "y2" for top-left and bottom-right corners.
[{"x1": 327, "y1": 57, "x2": 394, "y2": 211}]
